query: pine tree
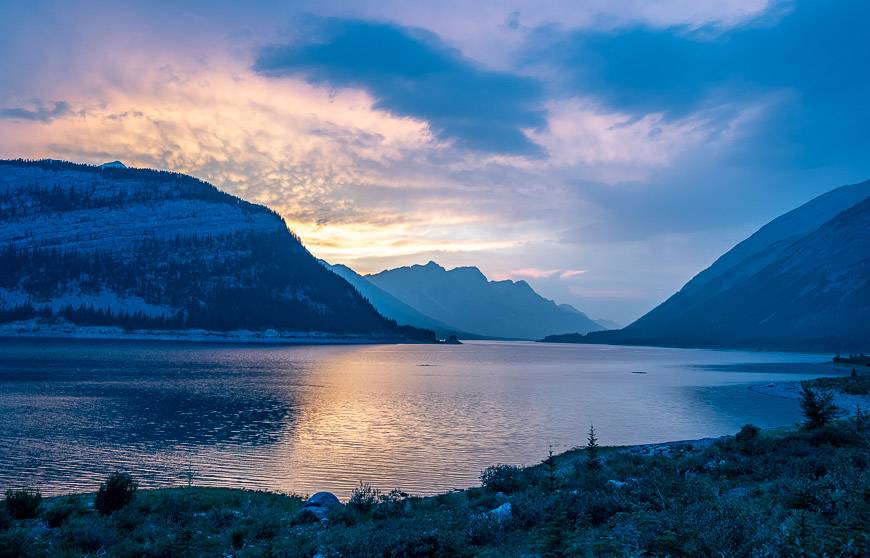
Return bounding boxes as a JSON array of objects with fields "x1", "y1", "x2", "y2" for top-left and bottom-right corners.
[
  {"x1": 799, "y1": 383, "x2": 838, "y2": 429},
  {"x1": 586, "y1": 424, "x2": 601, "y2": 471},
  {"x1": 541, "y1": 446, "x2": 565, "y2": 558}
]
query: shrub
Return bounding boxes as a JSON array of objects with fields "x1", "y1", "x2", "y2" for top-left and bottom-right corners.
[
  {"x1": 480, "y1": 464, "x2": 524, "y2": 494},
  {"x1": 111, "y1": 505, "x2": 147, "y2": 533},
  {"x1": 845, "y1": 369, "x2": 869, "y2": 395},
  {"x1": 808, "y1": 424, "x2": 862, "y2": 447},
  {"x1": 853, "y1": 405, "x2": 868, "y2": 433},
  {"x1": 59, "y1": 515, "x2": 116, "y2": 552},
  {"x1": 44, "y1": 497, "x2": 87, "y2": 528},
  {"x1": 0, "y1": 508, "x2": 10, "y2": 531},
  {"x1": 0, "y1": 529, "x2": 27, "y2": 558},
  {"x1": 347, "y1": 482, "x2": 380, "y2": 515},
  {"x1": 231, "y1": 527, "x2": 246, "y2": 549},
  {"x1": 735, "y1": 424, "x2": 760, "y2": 443},
  {"x1": 95, "y1": 472, "x2": 138, "y2": 516},
  {"x1": 799, "y1": 383, "x2": 838, "y2": 429},
  {"x1": 4, "y1": 488, "x2": 41, "y2": 519},
  {"x1": 112, "y1": 537, "x2": 175, "y2": 558},
  {"x1": 371, "y1": 489, "x2": 410, "y2": 520},
  {"x1": 735, "y1": 424, "x2": 762, "y2": 454}
]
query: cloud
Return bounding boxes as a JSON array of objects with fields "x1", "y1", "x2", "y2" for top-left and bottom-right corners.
[
  {"x1": 0, "y1": 100, "x2": 72, "y2": 122},
  {"x1": 0, "y1": 61, "x2": 547, "y2": 270},
  {"x1": 527, "y1": 0, "x2": 870, "y2": 168},
  {"x1": 500, "y1": 268, "x2": 587, "y2": 280},
  {"x1": 254, "y1": 17, "x2": 547, "y2": 156}
]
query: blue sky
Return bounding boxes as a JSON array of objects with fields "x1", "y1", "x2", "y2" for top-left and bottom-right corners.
[{"x1": 1, "y1": 0, "x2": 868, "y2": 323}]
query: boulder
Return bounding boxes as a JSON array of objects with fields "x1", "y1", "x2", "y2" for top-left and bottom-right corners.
[
  {"x1": 295, "y1": 492, "x2": 342, "y2": 525},
  {"x1": 306, "y1": 492, "x2": 341, "y2": 509}
]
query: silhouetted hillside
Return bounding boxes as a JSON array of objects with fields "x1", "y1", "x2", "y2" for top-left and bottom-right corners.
[
  {"x1": 561, "y1": 180, "x2": 870, "y2": 351},
  {"x1": 0, "y1": 159, "x2": 433, "y2": 341}
]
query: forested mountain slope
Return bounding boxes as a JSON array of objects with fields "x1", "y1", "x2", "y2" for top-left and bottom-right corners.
[{"x1": 0, "y1": 159, "x2": 431, "y2": 341}]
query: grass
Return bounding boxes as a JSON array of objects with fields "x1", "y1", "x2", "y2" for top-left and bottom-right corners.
[
  {"x1": 2, "y1": 420, "x2": 868, "y2": 557},
  {"x1": 807, "y1": 368, "x2": 870, "y2": 396}
]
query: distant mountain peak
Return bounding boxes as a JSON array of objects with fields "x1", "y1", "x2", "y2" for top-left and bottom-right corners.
[
  {"x1": 450, "y1": 265, "x2": 487, "y2": 281},
  {"x1": 99, "y1": 160, "x2": 126, "y2": 169},
  {"x1": 366, "y1": 260, "x2": 602, "y2": 339}
]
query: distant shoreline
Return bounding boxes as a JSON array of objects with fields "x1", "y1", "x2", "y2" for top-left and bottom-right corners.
[{"x1": 0, "y1": 320, "x2": 419, "y2": 346}]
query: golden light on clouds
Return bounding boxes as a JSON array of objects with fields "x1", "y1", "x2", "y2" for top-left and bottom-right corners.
[{"x1": 3, "y1": 56, "x2": 604, "y2": 270}]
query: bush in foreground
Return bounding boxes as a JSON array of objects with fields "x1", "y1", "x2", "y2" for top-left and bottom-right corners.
[
  {"x1": 480, "y1": 464, "x2": 524, "y2": 494},
  {"x1": 4, "y1": 488, "x2": 41, "y2": 519},
  {"x1": 95, "y1": 472, "x2": 138, "y2": 515},
  {"x1": 44, "y1": 496, "x2": 88, "y2": 528}
]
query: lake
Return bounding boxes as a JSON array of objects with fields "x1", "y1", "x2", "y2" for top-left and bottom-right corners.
[{"x1": 0, "y1": 339, "x2": 838, "y2": 497}]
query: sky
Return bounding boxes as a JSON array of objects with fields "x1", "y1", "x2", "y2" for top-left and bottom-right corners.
[{"x1": 1, "y1": 0, "x2": 868, "y2": 324}]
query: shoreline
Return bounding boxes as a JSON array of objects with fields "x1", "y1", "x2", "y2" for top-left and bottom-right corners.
[
  {"x1": 749, "y1": 379, "x2": 870, "y2": 414},
  {"x1": 13, "y1": 419, "x2": 867, "y2": 554},
  {"x1": 5, "y1": 416, "x2": 867, "y2": 555},
  {"x1": 27, "y1": 433, "x2": 745, "y2": 501},
  {"x1": 0, "y1": 320, "x2": 422, "y2": 346}
]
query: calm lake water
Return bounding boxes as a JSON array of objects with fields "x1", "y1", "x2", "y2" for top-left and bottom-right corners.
[{"x1": 0, "y1": 339, "x2": 839, "y2": 497}]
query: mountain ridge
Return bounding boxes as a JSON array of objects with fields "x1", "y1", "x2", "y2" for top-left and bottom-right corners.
[
  {"x1": 0, "y1": 159, "x2": 433, "y2": 342},
  {"x1": 320, "y1": 261, "x2": 474, "y2": 339},
  {"x1": 365, "y1": 260, "x2": 603, "y2": 340},
  {"x1": 547, "y1": 179, "x2": 870, "y2": 351}
]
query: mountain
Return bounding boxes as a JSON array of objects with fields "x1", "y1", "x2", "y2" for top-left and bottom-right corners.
[
  {"x1": 0, "y1": 159, "x2": 433, "y2": 341},
  {"x1": 556, "y1": 180, "x2": 870, "y2": 351},
  {"x1": 666, "y1": 179, "x2": 870, "y2": 300},
  {"x1": 365, "y1": 261, "x2": 603, "y2": 340},
  {"x1": 590, "y1": 317, "x2": 622, "y2": 331},
  {"x1": 320, "y1": 261, "x2": 469, "y2": 338},
  {"x1": 557, "y1": 303, "x2": 620, "y2": 330}
]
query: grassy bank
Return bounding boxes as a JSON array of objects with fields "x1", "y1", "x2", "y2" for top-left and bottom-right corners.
[
  {"x1": 806, "y1": 368, "x2": 870, "y2": 396},
  {"x1": 3, "y1": 413, "x2": 868, "y2": 557}
]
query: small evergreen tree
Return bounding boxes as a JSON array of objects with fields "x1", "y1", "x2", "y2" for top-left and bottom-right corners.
[
  {"x1": 799, "y1": 383, "x2": 838, "y2": 429},
  {"x1": 541, "y1": 446, "x2": 565, "y2": 558},
  {"x1": 586, "y1": 424, "x2": 601, "y2": 471},
  {"x1": 543, "y1": 446, "x2": 558, "y2": 492}
]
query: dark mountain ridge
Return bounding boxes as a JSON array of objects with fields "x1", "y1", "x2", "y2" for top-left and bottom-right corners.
[
  {"x1": 0, "y1": 159, "x2": 433, "y2": 341},
  {"x1": 548, "y1": 180, "x2": 870, "y2": 351}
]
